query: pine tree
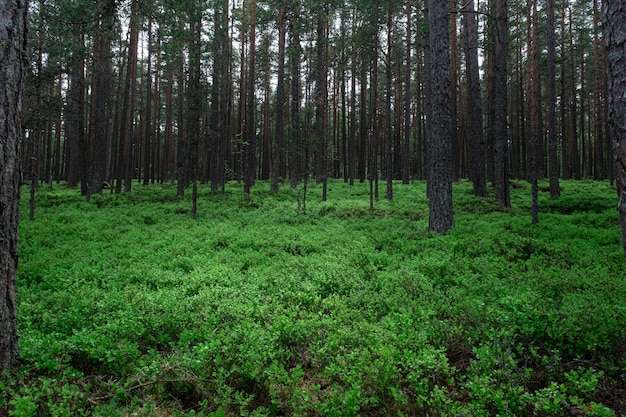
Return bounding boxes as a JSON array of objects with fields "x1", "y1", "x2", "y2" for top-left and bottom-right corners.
[
  {"x1": 604, "y1": 0, "x2": 626, "y2": 261},
  {"x1": 427, "y1": 0, "x2": 454, "y2": 234},
  {"x1": 0, "y1": 0, "x2": 27, "y2": 372}
]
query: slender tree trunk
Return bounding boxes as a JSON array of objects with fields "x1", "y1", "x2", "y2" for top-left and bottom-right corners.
[
  {"x1": 423, "y1": 0, "x2": 433, "y2": 197},
  {"x1": 369, "y1": 60, "x2": 376, "y2": 211},
  {"x1": 209, "y1": 0, "x2": 228, "y2": 192},
  {"x1": 593, "y1": 0, "x2": 605, "y2": 180},
  {"x1": 450, "y1": 0, "x2": 459, "y2": 181},
  {"x1": 359, "y1": 65, "x2": 368, "y2": 184},
  {"x1": 463, "y1": 0, "x2": 486, "y2": 197},
  {"x1": 403, "y1": 1, "x2": 412, "y2": 185},
  {"x1": 547, "y1": 0, "x2": 560, "y2": 197},
  {"x1": 527, "y1": 0, "x2": 540, "y2": 224},
  {"x1": 67, "y1": 34, "x2": 86, "y2": 190},
  {"x1": 244, "y1": 0, "x2": 257, "y2": 196},
  {"x1": 560, "y1": 1, "x2": 569, "y2": 180},
  {"x1": 289, "y1": 9, "x2": 302, "y2": 188},
  {"x1": 385, "y1": 7, "x2": 393, "y2": 200},
  {"x1": 0, "y1": 0, "x2": 26, "y2": 372},
  {"x1": 271, "y1": 7, "x2": 287, "y2": 193},
  {"x1": 143, "y1": 18, "x2": 153, "y2": 186},
  {"x1": 188, "y1": 9, "x2": 202, "y2": 214},
  {"x1": 315, "y1": 14, "x2": 329, "y2": 201},
  {"x1": 428, "y1": 0, "x2": 454, "y2": 233},
  {"x1": 348, "y1": 31, "x2": 356, "y2": 186},
  {"x1": 176, "y1": 50, "x2": 187, "y2": 197},
  {"x1": 118, "y1": 1, "x2": 139, "y2": 193},
  {"x1": 604, "y1": 0, "x2": 626, "y2": 262},
  {"x1": 493, "y1": 0, "x2": 510, "y2": 207},
  {"x1": 53, "y1": 79, "x2": 62, "y2": 184},
  {"x1": 569, "y1": 7, "x2": 580, "y2": 180},
  {"x1": 163, "y1": 65, "x2": 174, "y2": 183},
  {"x1": 90, "y1": 0, "x2": 115, "y2": 199}
]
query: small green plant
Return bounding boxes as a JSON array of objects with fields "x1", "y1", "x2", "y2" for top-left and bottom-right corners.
[{"x1": 10, "y1": 180, "x2": 625, "y2": 415}]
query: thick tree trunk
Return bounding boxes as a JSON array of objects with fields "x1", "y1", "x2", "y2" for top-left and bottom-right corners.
[
  {"x1": 0, "y1": 0, "x2": 26, "y2": 372},
  {"x1": 427, "y1": 0, "x2": 454, "y2": 234},
  {"x1": 604, "y1": 0, "x2": 626, "y2": 262}
]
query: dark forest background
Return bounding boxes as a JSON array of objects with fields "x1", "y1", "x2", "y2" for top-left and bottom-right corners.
[{"x1": 24, "y1": 0, "x2": 606, "y2": 203}]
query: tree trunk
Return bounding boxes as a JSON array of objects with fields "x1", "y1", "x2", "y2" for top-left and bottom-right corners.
[
  {"x1": 568, "y1": 7, "x2": 580, "y2": 180},
  {"x1": 348, "y1": 28, "x2": 356, "y2": 186},
  {"x1": 385, "y1": 7, "x2": 393, "y2": 200},
  {"x1": 116, "y1": 5, "x2": 139, "y2": 193},
  {"x1": 527, "y1": 0, "x2": 540, "y2": 224},
  {"x1": 188, "y1": 9, "x2": 202, "y2": 214},
  {"x1": 209, "y1": 0, "x2": 229, "y2": 193},
  {"x1": 90, "y1": 0, "x2": 116, "y2": 199},
  {"x1": 0, "y1": 0, "x2": 26, "y2": 372},
  {"x1": 67, "y1": 34, "x2": 86, "y2": 191},
  {"x1": 546, "y1": 0, "x2": 560, "y2": 197},
  {"x1": 143, "y1": 18, "x2": 153, "y2": 186},
  {"x1": 450, "y1": 0, "x2": 459, "y2": 181},
  {"x1": 289, "y1": 9, "x2": 302, "y2": 188},
  {"x1": 271, "y1": 7, "x2": 287, "y2": 193},
  {"x1": 493, "y1": 0, "x2": 510, "y2": 207},
  {"x1": 244, "y1": 0, "x2": 257, "y2": 196},
  {"x1": 462, "y1": 0, "x2": 486, "y2": 197},
  {"x1": 604, "y1": 0, "x2": 626, "y2": 262},
  {"x1": 176, "y1": 48, "x2": 187, "y2": 197},
  {"x1": 315, "y1": 15, "x2": 329, "y2": 201},
  {"x1": 428, "y1": 0, "x2": 454, "y2": 234},
  {"x1": 402, "y1": 1, "x2": 412, "y2": 185},
  {"x1": 593, "y1": 0, "x2": 605, "y2": 180}
]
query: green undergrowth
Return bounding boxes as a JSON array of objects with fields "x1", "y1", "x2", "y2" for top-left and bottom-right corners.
[{"x1": 2, "y1": 179, "x2": 625, "y2": 416}]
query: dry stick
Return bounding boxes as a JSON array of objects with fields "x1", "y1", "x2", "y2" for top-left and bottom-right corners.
[{"x1": 87, "y1": 376, "x2": 207, "y2": 405}]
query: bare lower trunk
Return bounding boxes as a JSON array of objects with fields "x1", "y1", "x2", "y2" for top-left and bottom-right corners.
[
  {"x1": 0, "y1": 0, "x2": 27, "y2": 372},
  {"x1": 428, "y1": 0, "x2": 454, "y2": 234},
  {"x1": 604, "y1": 0, "x2": 626, "y2": 262}
]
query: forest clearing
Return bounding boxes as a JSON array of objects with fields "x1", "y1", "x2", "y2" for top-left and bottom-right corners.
[{"x1": 1, "y1": 179, "x2": 624, "y2": 416}]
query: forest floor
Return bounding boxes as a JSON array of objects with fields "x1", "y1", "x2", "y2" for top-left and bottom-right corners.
[{"x1": 2, "y1": 179, "x2": 625, "y2": 416}]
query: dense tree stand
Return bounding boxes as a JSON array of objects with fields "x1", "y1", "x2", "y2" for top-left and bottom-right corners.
[
  {"x1": 604, "y1": 0, "x2": 626, "y2": 262},
  {"x1": 0, "y1": 0, "x2": 27, "y2": 372}
]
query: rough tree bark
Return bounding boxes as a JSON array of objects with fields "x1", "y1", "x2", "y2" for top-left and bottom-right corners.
[
  {"x1": 0, "y1": 0, "x2": 27, "y2": 372},
  {"x1": 427, "y1": 0, "x2": 454, "y2": 234},
  {"x1": 604, "y1": 0, "x2": 626, "y2": 262}
]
